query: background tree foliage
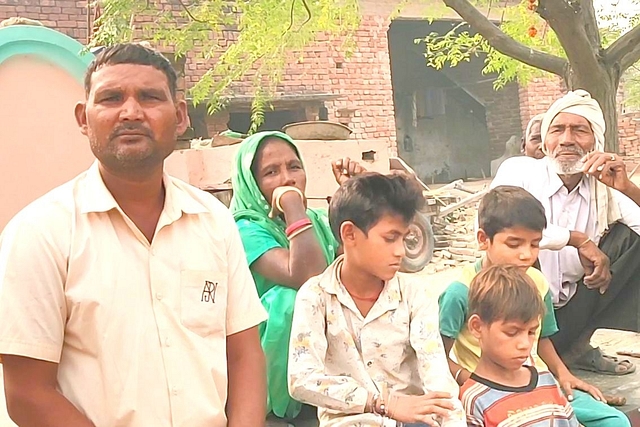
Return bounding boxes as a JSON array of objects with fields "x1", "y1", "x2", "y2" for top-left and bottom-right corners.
[
  {"x1": 94, "y1": 0, "x2": 640, "y2": 150},
  {"x1": 92, "y1": 0, "x2": 360, "y2": 132},
  {"x1": 420, "y1": 0, "x2": 640, "y2": 151}
]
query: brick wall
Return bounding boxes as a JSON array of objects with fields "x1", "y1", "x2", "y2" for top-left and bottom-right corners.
[
  {"x1": 1, "y1": 1, "x2": 396, "y2": 151},
  {"x1": 0, "y1": 0, "x2": 88, "y2": 42},
  {"x1": 519, "y1": 76, "x2": 640, "y2": 160},
  {"x1": 195, "y1": 14, "x2": 396, "y2": 149},
  {"x1": 328, "y1": 15, "x2": 396, "y2": 147},
  {"x1": 477, "y1": 81, "x2": 522, "y2": 160},
  {"x1": 619, "y1": 113, "x2": 640, "y2": 160},
  {"x1": 518, "y1": 75, "x2": 566, "y2": 130}
]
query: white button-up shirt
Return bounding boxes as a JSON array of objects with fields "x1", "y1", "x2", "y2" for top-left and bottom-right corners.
[
  {"x1": 0, "y1": 162, "x2": 267, "y2": 427},
  {"x1": 491, "y1": 156, "x2": 640, "y2": 306}
]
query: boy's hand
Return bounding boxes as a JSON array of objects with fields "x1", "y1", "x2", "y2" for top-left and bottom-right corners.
[
  {"x1": 556, "y1": 372, "x2": 605, "y2": 403},
  {"x1": 386, "y1": 391, "x2": 454, "y2": 425}
]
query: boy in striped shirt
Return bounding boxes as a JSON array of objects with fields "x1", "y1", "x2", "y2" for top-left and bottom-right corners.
[
  {"x1": 439, "y1": 186, "x2": 628, "y2": 427},
  {"x1": 460, "y1": 265, "x2": 579, "y2": 427}
]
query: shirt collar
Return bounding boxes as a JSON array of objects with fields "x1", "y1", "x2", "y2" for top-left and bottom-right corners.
[
  {"x1": 79, "y1": 161, "x2": 209, "y2": 218},
  {"x1": 543, "y1": 158, "x2": 565, "y2": 198},
  {"x1": 320, "y1": 256, "x2": 402, "y2": 319}
]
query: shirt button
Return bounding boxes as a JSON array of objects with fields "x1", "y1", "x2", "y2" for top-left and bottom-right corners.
[
  {"x1": 156, "y1": 292, "x2": 164, "y2": 301},
  {"x1": 165, "y1": 337, "x2": 171, "y2": 347},
  {"x1": 171, "y1": 387, "x2": 179, "y2": 396}
]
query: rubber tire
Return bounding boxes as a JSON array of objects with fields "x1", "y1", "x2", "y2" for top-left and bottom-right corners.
[{"x1": 400, "y1": 211, "x2": 435, "y2": 274}]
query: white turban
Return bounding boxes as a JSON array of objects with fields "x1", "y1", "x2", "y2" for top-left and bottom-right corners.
[
  {"x1": 540, "y1": 90, "x2": 620, "y2": 238},
  {"x1": 541, "y1": 89, "x2": 605, "y2": 153},
  {"x1": 525, "y1": 113, "x2": 544, "y2": 142}
]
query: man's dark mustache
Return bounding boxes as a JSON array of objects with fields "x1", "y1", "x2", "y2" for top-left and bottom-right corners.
[{"x1": 110, "y1": 124, "x2": 153, "y2": 140}]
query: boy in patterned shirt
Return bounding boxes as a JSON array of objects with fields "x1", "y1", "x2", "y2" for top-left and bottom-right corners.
[
  {"x1": 288, "y1": 173, "x2": 466, "y2": 427},
  {"x1": 460, "y1": 264, "x2": 579, "y2": 427}
]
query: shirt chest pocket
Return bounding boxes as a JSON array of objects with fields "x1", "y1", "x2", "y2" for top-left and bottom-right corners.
[{"x1": 180, "y1": 269, "x2": 227, "y2": 337}]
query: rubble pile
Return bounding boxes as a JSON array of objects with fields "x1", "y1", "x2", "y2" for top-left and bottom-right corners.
[{"x1": 424, "y1": 205, "x2": 482, "y2": 274}]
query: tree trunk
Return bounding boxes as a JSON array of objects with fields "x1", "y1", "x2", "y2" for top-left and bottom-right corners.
[{"x1": 564, "y1": 69, "x2": 620, "y2": 153}]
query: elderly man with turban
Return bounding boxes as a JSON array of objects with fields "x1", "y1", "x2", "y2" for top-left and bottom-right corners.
[
  {"x1": 521, "y1": 113, "x2": 545, "y2": 159},
  {"x1": 492, "y1": 90, "x2": 640, "y2": 378}
]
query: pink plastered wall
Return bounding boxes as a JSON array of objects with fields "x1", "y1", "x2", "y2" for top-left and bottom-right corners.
[{"x1": 0, "y1": 55, "x2": 94, "y2": 230}]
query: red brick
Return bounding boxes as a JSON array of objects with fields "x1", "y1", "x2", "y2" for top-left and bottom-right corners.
[{"x1": 57, "y1": 20, "x2": 77, "y2": 27}]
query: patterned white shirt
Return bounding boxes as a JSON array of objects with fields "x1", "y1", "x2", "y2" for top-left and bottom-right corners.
[{"x1": 288, "y1": 256, "x2": 465, "y2": 427}]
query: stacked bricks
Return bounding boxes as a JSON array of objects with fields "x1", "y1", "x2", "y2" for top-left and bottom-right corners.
[
  {"x1": 427, "y1": 206, "x2": 482, "y2": 274},
  {"x1": 619, "y1": 113, "x2": 640, "y2": 160}
]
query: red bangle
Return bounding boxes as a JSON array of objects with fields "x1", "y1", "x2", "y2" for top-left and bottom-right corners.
[{"x1": 286, "y1": 218, "x2": 312, "y2": 236}]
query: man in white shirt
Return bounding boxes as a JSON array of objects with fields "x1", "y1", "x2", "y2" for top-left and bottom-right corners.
[
  {"x1": 0, "y1": 43, "x2": 268, "y2": 426},
  {"x1": 491, "y1": 90, "x2": 640, "y2": 376}
]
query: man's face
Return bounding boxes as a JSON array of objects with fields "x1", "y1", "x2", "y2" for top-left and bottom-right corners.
[
  {"x1": 75, "y1": 64, "x2": 189, "y2": 175},
  {"x1": 544, "y1": 112, "x2": 594, "y2": 175},
  {"x1": 523, "y1": 121, "x2": 544, "y2": 159}
]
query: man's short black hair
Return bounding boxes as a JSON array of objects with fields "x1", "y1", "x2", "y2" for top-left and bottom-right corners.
[
  {"x1": 478, "y1": 185, "x2": 547, "y2": 240},
  {"x1": 84, "y1": 43, "x2": 177, "y2": 97},
  {"x1": 329, "y1": 173, "x2": 425, "y2": 243}
]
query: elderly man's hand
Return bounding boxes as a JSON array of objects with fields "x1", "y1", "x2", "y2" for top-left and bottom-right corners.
[
  {"x1": 576, "y1": 239, "x2": 612, "y2": 293},
  {"x1": 581, "y1": 151, "x2": 631, "y2": 193}
]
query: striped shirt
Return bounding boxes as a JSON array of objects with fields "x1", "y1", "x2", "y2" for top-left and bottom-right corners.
[{"x1": 460, "y1": 366, "x2": 579, "y2": 427}]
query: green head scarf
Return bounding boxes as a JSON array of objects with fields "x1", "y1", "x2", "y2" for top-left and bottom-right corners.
[{"x1": 230, "y1": 131, "x2": 336, "y2": 262}]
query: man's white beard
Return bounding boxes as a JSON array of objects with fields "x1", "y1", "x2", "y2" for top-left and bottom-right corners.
[{"x1": 549, "y1": 146, "x2": 587, "y2": 176}]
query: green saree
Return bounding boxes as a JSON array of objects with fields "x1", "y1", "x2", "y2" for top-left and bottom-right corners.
[{"x1": 230, "y1": 131, "x2": 338, "y2": 418}]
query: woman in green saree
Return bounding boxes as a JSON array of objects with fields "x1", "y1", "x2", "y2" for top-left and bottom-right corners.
[{"x1": 230, "y1": 130, "x2": 363, "y2": 421}]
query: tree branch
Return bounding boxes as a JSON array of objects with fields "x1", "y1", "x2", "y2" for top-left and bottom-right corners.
[
  {"x1": 537, "y1": 0, "x2": 602, "y2": 85},
  {"x1": 581, "y1": 0, "x2": 601, "y2": 48},
  {"x1": 442, "y1": 0, "x2": 567, "y2": 76},
  {"x1": 604, "y1": 24, "x2": 640, "y2": 71},
  {"x1": 177, "y1": 0, "x2": 206, "y2": 23}
]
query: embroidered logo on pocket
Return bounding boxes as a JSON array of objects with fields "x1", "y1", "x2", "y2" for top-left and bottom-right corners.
[{"x1": 201, "y1": 280, "x2": 218, "y2": 303}]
